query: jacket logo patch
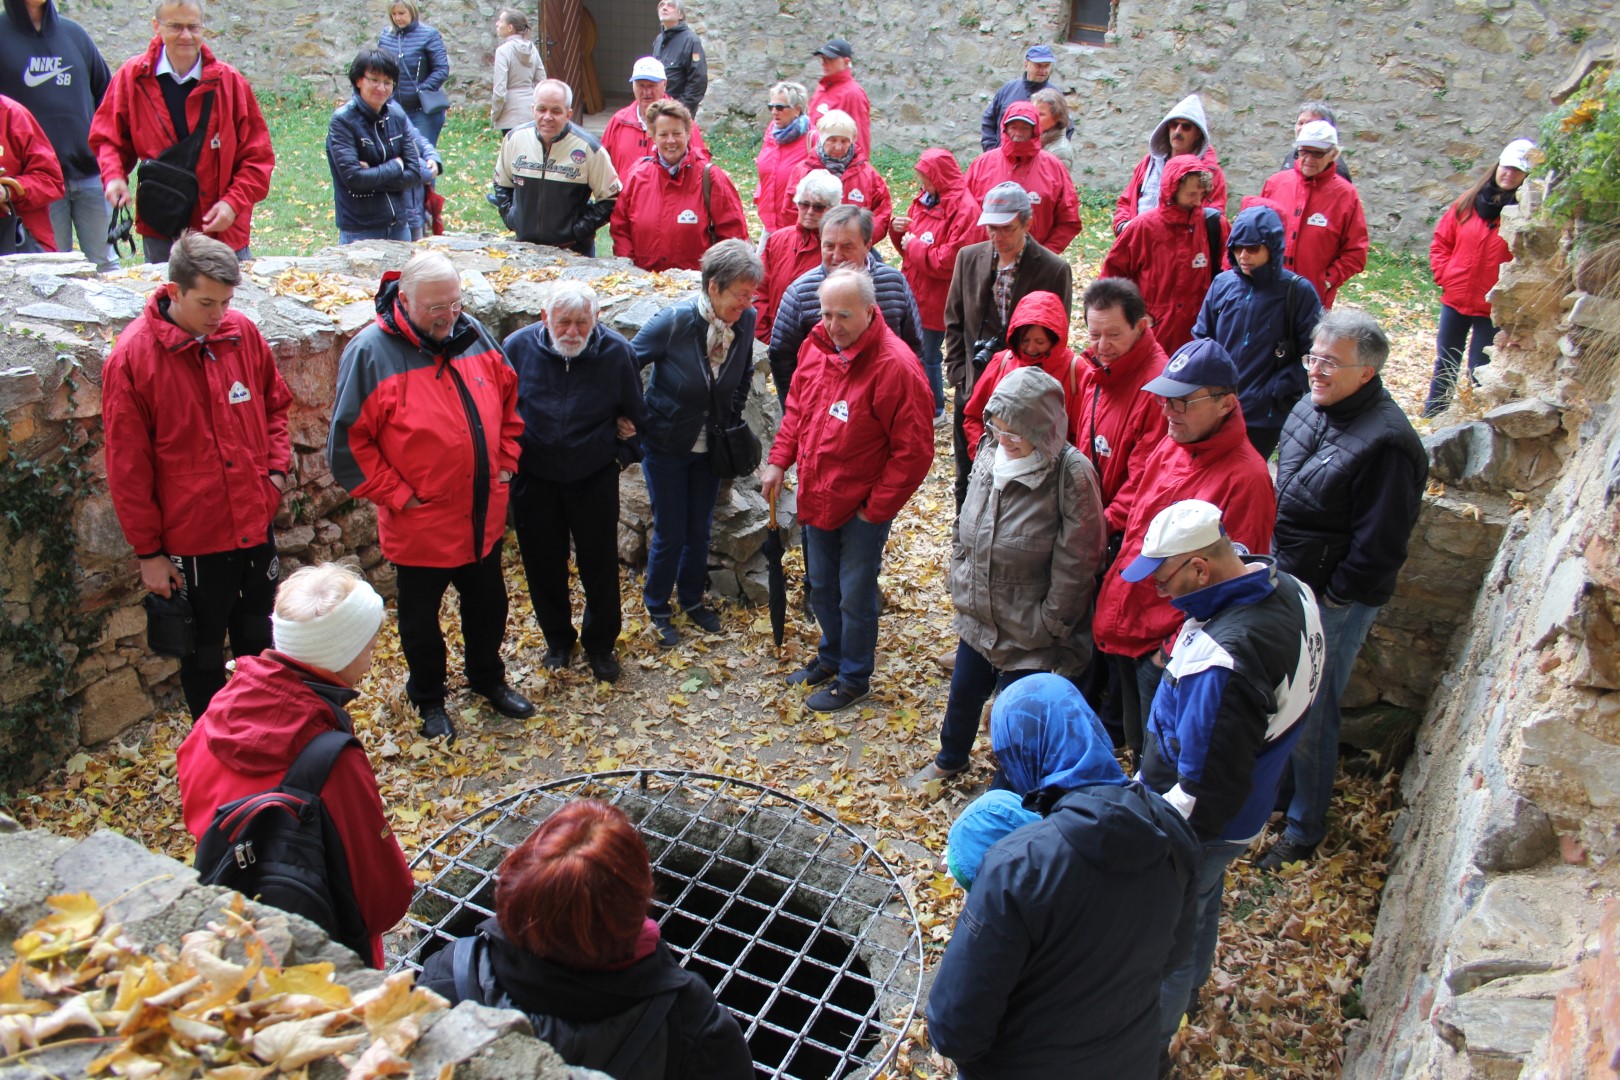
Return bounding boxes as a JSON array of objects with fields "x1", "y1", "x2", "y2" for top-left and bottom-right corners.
[
  {"x1": 1192, "y1": 253, "x2": 1209, "y2": 268},
  {"x1": 210, "y1": 134, "x2": 221, "y2": 150},
  {"x1": 677, "y1": 208, "x2": 699, "y2": 224},
  {"x1": 830, "y1": 400, "x2": 849, "y2": 423},
  {"x1": 920, "y1": 230, "x2": 935, "y2": 244},
  {"x1": 849, "y1": 189, "x2": 865, "y2": 203},
  {"x1": 570, "y1": 149, "x2": 587, "y2": 164},
  {"x1": 1093, "y1": 434, "x2": 1112, "y2": 458},
  {"x1": 227, "y1": 380, "x2": 252, "y2": 405},
  {"x1": 1306, "y1": 212, "x2": 1329, "y2": 227},
  {"x1": 1028, "y1": 191, "x2": 1043, "y2": 204}
]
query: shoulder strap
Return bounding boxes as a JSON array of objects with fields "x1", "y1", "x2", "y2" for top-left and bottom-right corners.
[
  {"x1": 452, "y1": 935, "x2": 482, "y2": 1005},
  {"x1": 281, "y1": 730, "x2": 358, "y2": 795},
  {"x1": 172, "y1": 91, "x2": 216, "y2": 170},
  {"x1": 606, "y1": 988, "x2": 681, "y2": 1076},
  {"x1": 1067, "y1": 355, "x2": 1080, "y2": 399},
  {"x1": 1202, "y1": 208, "x2": 1221, "y2": 285},
  {"x1": 701, "y1": 164, "x2": 718, "y2": 247},
  {"x1": 1282, "y1": 274, "x2": 1300, "y2": 364}
]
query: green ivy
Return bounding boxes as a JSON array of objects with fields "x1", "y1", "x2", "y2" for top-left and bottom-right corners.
[
  {"x1": 1539, "y1": 66, "x2": 1619, "y2": 229},
  {"x1": 0, "y1": 367, "x2": 107, "y2": 790}
]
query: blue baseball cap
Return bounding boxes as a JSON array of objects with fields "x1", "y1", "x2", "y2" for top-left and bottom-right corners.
[
  {"x1": 1142, "y1": 338, "x2": 1241, "y2": 398},
  {"x1": 1025, "y1": 45, "x2": 1055, "y2": 63}
]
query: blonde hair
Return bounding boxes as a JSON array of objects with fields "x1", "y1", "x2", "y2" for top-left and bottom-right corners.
[{"x1": 275, "y1": 563, "x2": 367, "y2": 622}]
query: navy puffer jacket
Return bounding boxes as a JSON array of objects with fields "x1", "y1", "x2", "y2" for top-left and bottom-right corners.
[
  {"x1": 326, "y1": 94, "x2": 423, "y2": 232},
  {"x1": 378, "y1": 19, "x2": 448, "y2": 112}
]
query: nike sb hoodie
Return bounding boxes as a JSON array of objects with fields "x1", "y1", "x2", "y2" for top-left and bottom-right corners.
[{"x1": 0, "y1": 0, "x2": 110, "y2": 181}]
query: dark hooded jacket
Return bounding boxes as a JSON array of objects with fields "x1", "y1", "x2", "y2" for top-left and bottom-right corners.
[
  {"x1": 928, "y1": 675, "x2": 1199, "y2": 1080},
  {"x1": 0, "y1": 0, "x2": 110, "y2": 181},
  {"x1": 1192, "y1": 205, "x2": 1322, "y2": 432},
  {"x1": 894, "y1": 149, "x2": 983, "y2": 331}
]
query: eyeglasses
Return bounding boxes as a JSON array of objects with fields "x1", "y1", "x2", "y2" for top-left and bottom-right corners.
[
  {"x1": 1152, "y1": 554, "x2": 1199, "y2": 587},
  {"x1": 1158, "y1": 391, "x2": 1227, "y2": 414},
  {"x1": 423, "y1": 300, "x2": 464, "y2": 318},
  {"x1": 795, "y1": 200, "x2": 830, "y2": 211},
  {"x1": 362, "y1": 74, "x2": 396, "y2": 90},
  {"x1": 1302, "y1": 352, "x2": 1366, "y2": 373},
  {"x1": 767, "y1": 103, "x2": 794, "y2": 112},
  {"x1": 1297, "y1": 146, "x2": 1333, "y2": 159},
  {"x1": 158, "y1": 20, "x2": 205, "y2": 34},
  {"x1": 985, "y1": 421, "x2": 1026, "y2": 444}
]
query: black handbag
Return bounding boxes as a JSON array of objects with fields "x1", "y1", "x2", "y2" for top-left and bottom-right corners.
[
  {"x1": 698, "y1": 326, "x2": 760, "y2": 480},
  {"x1": 0, "y1": 215, "x2": 41, "y2": 255},
  {"x1": 136, "y1": 91, "x2": 214, "y2": 239},
  {"x1": 144, "y1": 590, "x2": 196, "y2": 658}
]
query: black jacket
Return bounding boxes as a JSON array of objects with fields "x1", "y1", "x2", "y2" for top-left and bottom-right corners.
[
  {"x1": 326, "y1": 94, "x2": 424, "y2": 232},
  {"x1": 1274, "y1": 376, "x2": 1426, "y2": 606},
  {"x1": 927, "y1": 782, "x2": 1199, "y2": 1079},
  {"x1": 420, "y1": 919, "x2": 753, "y2": 1080},
  {"x1": 632, "y1": 297, "x2": 755, "y2": 457},
  {"x1": 651, "y1": 23, "x2": 707, "y2": 115},
  {"x1": 0, "y1": 0, "x2": 110, "y2": 181},
  {"x1": 506, "y1": 320, "x2": 647, "y2": 482}
]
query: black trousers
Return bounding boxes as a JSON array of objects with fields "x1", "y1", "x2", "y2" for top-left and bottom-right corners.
[
  {"x1": 394, "y1": 540, "x2": 509, "y2": 706},
  {"x1": 173, "y1": 537, "x2": 278, "y2": 719},
  {"x1": 511, "y1": 465, "x2": 622, "y2": 656}
]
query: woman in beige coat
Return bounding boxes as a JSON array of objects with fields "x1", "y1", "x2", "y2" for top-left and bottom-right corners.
[{"x1": 490, "y1": 9, "x2": 543, "y2": 135}]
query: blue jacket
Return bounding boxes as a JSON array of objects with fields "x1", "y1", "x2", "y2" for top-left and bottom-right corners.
[
  {"x1": 979, "y1": 77, "x2": 1058, "y2": 152},
  {"x1": 378, "y1": 19, "x2": 448, "y2": 112},
  {"x1": 632, "y1": 298, "x2": 756, "y2": 457},
  {"x1": 1191, "y1": 205, "x2": 1322, "y2": 432},
  {"x1": 1140, "y1": 559, "x2": 1325, "y2": 842},
  {"x1": 505, "y1": 321, "x2": 647, "y2": 483},
  {"x1": 928, "y1": 782, "x2": 1199, "y2": 1079},
  {"x1": 326, "y1": 94, "x2": 426, "y2": 232},
  {"x1": 400, "y1": 126, "x2": 440, "y2": 231}
]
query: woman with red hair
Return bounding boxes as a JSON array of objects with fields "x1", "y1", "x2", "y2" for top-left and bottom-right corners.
[{"x1": 421, "y1": 800, "x2": 752, "y2": 1079}]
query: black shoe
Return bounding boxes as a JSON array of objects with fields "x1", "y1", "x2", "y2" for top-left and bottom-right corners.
[
  {"x1": 650, "y1": 616, "x2": 679, "y2": 648},
  {"x1": 785, "y1": 657, "x2": 836, "y2": 687},
  {"x1": 805, "y1": 682, "x2": 872, "y2": 713},
  {"x1": 542, "y1": 645, "x2": 574, "y2": 671},
  {"x1": 474, "y1": 683, "x2": 535, "y2": 719},
  {"x1": 684, "y1": 604, "x2": 722, "y2": 633},
  {"x1": 419, "y1": 703, "x2": 455, "y2": 742},
  {"x1": 1256, "y1": 838, "x2": 1318, "y2": 872},
  {"x1": 587, "y1": 651, "x2": 621, "y2": 684}
]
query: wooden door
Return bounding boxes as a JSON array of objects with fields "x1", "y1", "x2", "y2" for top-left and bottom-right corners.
[{"x1": 540, "y1": 0, "x2": 586, "y2": 108}]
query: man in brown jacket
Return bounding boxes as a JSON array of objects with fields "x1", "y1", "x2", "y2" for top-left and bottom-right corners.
[{"x1": 944, "y1": 181, "x2": 1073, "y2": 510}]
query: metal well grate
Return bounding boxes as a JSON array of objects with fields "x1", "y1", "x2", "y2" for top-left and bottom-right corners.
[{"x1": 387, "y1": 770, "x2": 925, "y2": 1080}]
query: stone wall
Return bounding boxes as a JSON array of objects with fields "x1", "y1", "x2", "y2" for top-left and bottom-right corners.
[
  {"x1": 61, "y1": 0, "x2": 1614, "y2": 246},
  {"x1": 1343, "y1": 200, "x2": 1620, "y2": 1076}
]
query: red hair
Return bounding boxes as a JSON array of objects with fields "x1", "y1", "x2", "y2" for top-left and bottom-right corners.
[{"x1": 495, "y1": 800, "x2": 654, "y2": 968}]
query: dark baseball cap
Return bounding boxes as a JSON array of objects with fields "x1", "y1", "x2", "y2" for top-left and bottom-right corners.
[
  {"x1": 815, "y1": 38, "x2": 854, "y2": 60},
  {"x1": 1025, "y1": 45, "x2": 1055, "y2": 62},
  {"x1": 1142, "y1": 339, "x2": 1241, "y2": 398}
]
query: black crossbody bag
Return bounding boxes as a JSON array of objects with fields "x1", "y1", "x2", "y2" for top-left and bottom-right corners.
[{"x1": 136, "y1": 90, "x2": 215, "y2": 239}]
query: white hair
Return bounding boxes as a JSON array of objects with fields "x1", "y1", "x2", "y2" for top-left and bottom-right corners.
[
  {"x1": 399, "y1": 251, "x2": 460, "y2": 299},
  {"x1": 794, "y1": 169, "x2": 843, "y2": 208},
  {"x1": 535, "y1": 78, "x2": 574, "y2": 108},
  {"x1": 545, "y1": 280, "x2": 600, "y2": 321},
  {"x1": 820, "y1": 267, "x2": 875, "y2": 308},
  {"x1": 275, "y1": 562, "x2": 365, "y2": 622}
]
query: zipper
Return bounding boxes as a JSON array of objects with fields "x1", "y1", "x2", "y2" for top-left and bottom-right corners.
[{"x1": 439, "y1": 356, "x2": 492, "y2": 559}]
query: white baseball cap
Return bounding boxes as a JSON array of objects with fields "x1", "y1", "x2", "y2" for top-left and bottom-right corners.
[
  {"x1": 1499, "y1": 139, "x2": 1535, "y2": 172},
  {"x1": 1295, "y1": 120, "x2": 1339, "y2": 150},
  {"x1": 630, "y1": 57, "x2": 667, "y2": 82},
  {"x1": 1121, "y1": 500, "x2": 1226, "y2": 582}
]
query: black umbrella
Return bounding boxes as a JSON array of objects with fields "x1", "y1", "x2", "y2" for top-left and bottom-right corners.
[{"x1": 762, "y1": 496, "x2": 787, "y2": 647}]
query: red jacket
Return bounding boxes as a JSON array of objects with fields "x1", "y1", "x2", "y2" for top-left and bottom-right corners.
[
  {"x1": 1098, "y1": 155, "x2": 1229, "y2": 355},
  {"x1": 102, "y1": 291, "x2": 291, "y2": 558},
  {"x1": 327, "y1": 273, "x2": 523, "y2": 569},
  {"x1": 962, "y1": 291, "x2": 1080, "y2": 455},
  {"x1": 1071, "y1": 327, "x2": 1170, "y2": 528},
  {"x1": 964, "y1": 104, "x2": 1082, "y2": 255},
  {"x1": 1256, "y1": 165, "x2": 1369, "y2": 309},
  {"x1": 1113, "y1": 145, "x2": 1226, "y2": 234},
  {"x1": 600, "y1": 99, "x2": 708, "y2": 182},
  {"x1": 0, "y1": 95, "x2": 63, "y2": 250},
  {"x1": 176, "y1": 653, "x2": 413, "y2": 970},
  {"x1": 90, "y1": 40, "x2": 274, "y2": 251},
  {"x1": 770, "y1": 312, "x2": 933, "y2": 529},
  {"x1": 786, "y1": 153, "x2": 893, "y2": 249},
  {"x1": 754, "y1": 124, "x2": 812, "y2": 232},
  {"x1": 808, "y1": 68, "x2": 872, "y2": 157},
  {"x1": 894, "y1": 149, "x2": 982, "y2": 331},
  {"x1": 609, "y1": 155, "x2": 748, "y2": 272},
  {"x1": 1430, "y1": 206, "x2": 1509, "y2": 318},
  {"x1": 1092, "y1": 409, "x2": 1276, "y2": 658},
  {"x1": 755, "y1": 223, "x2": 822, "y2": 343}
]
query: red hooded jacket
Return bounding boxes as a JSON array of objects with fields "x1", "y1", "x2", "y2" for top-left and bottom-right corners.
[
  {"x1": 962, "y1": 291, "x2": 1081, "y2": 455},
  {"x1": 0, "y1": 95, "x2": 63, "y2": 250},
  {"x1": 90, "y1": 40, "x2": 274, "y2": 251},
  {"x1": 769, "y1": 311, "x2": 934, "y2": 529},
  {"x1": 1098, "y1": 155, "x2": 1229, "y2": 355},
  {"x1": 1092, "y1": 409, "x2": 1276, "y2": 658},
  {"x1": 609, "y1": 154, "x2": 748, "y2": 272},
  {"x1": 1070, "y1": 325, "x2": 1170, "y2": 528},
  {"x1": 964, "y1": 103, "x2": 1082, "y2": 255},
  {"x1": 754, "y1": 122, "x2": 812, "y2": 232},
  {"x1": 894, "y1": 149, "x2": 983, "y2": 331},
  {"x1": 808, "y1": 67, "x2": 872, "y2": 158},
  {"x1": 176, "y1": 653, "x2": 413, "y2": 969},
  {"x1": 786, "y1": 151, "x2": 893, "y2": 248},
  {"x1": 102, "y1": 290, "x2": 291, "y2": 558},
  {"x1": 600, "y1": 99, "x2": 708, "y2": 182},
  {"x1": 326, "y1": 273, "x2": 523, "y2": 568},
  {"x1": 1256, "y1": 164, "x2": 1369, "y2": 309},
  {"x1": 1430, "y1": 203, "x2": 1509, "y2": 318},
  {"x1": 755, "y1": 222, "x2": 822, "y2": 343}
]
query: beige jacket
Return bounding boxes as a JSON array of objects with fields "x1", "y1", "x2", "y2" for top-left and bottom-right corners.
[{"x1": 491, "y1": 37, "x2": 542, "y2": 129}]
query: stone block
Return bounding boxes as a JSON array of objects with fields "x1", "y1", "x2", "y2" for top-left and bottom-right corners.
[
  {"x1": 1444, "y1": 876, "x2": 1581, "y2": 996},
  {"x1": 710, "y1": 482, "x2": 768, "y2": 563},
  {"x1": 276, "y1": 525, "x2": 317, "y2": 554},
  {"x1": 411, "y1": 1002, "x2": 559, "y2": 1079},
  {"x1": 1483, "y1": 398, "x2": 1562, "y2": 440},
  {"x1": 72, "y1": 492, "x2": 132, "y2": 563},
  {"x1": 0, "y1": 365, "x2": 43, "y2": 412},
  {"x1": 618, "y1": 521, "x2": 647, "y2": 568},
  {"x1": 1521, "y1": 713, "x2": 1620, "y2": 808},
  {"x1": 1434, "y1": 989, "x2": 1556, "y2": 1075},
  {"x1": 1473, "y1": 793, "x2": 1557, "y2": 872},
  {"x1": 1571, "y1": 293, "x2": 1620, "y2": 334},
  {"x1": 101, "y1": 603, "x2": 146, "y2": 644},
  {"x1": 76, "y1": 665, "x2": 152, "y2": 745}
]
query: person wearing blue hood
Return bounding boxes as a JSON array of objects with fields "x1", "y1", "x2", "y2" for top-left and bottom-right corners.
[
  {"x1": 1126, "y1": 499, "x2": 1324, "y2": 1056},
  {"x1": 927, "y1": 674, "x2": 1199, "y2": 1079},
  {"x1": 1191, "y1": 204, "x2": 1322, "y2": 459}
]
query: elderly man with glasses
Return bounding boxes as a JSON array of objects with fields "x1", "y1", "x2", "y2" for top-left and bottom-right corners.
[
  {"x1": 1256, "y1": 119, "x2": 1369, "y2": 308},
  {"x1": 1258, "y1": 309, "x2": 1425, "y2": 871},
  {"x1": 328, "y1": 251, "x2": 533, "y2": 743},
  {"x1": 1090, "y1": 338, "x2": 1277, "y2": 764}
]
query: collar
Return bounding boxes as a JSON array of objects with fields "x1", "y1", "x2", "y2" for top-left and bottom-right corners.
[
  {"x1": 1084, "y1": 327, "x2": 1161, "y2": 384},
  {"x1": 811, "y1": 307, "x2": 887, "y2": 365},
  {"x1": 1319, "y1": 374, "x2": 1385, "y2": 422},
  {"x1": 820, "y1": 67, "x2": 853, "y2": 89},
  {"x1": 1170, "y1": 558, "x2": 1278, "y2": 622},
  {"x1": 155, "y1": 48, "x2": 202, "y2": 82}
]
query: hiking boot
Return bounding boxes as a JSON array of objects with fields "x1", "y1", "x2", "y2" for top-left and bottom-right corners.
[
  {"x1": 542, "y1": 645, "x2": 574, "y2": 671},
  {"x1": 785, "y1": 657, "x2": 836, "y2": 687},
  {"x1": 650, "y1": 616, "x2": 679, "y2": 648},
  {"x1": 685, "y1": 604, "x2": 722, "y2": 633},
  {"x1": 587, "y1": 650, "x2": 622, "y2": 684},
  {"x1": 805, "y1": 683, "x2": 871, "y2": 713},
  {"x1": 419, "y1": 702, "x2": 456, "y2": 742},
  {"x1": 474, "y1": 683, "x2": 536, "y2": 719},
  {"x1": 1256, "y1": 838, "x2": 1318, "y2": 872}
]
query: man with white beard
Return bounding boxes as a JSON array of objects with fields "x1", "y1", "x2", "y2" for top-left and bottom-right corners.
[{"x1": 503, "y1": 282, "x2": 647, "y2": 684}]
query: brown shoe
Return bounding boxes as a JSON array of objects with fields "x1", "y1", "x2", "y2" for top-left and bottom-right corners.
[{"x1": 935, "y1": 649, "x2": 957, "y2": 674}]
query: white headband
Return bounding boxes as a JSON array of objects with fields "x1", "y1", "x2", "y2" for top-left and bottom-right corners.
[{"x1": 272, "y1": 581, "x2": 385, "y2": 674}]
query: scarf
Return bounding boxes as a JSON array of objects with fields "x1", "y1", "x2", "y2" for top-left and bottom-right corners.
[
  {"x1": 771, "y1": 113, "x2": 809, "y2": 145},
  {"x1": 818, "y1": 143, "x2": 856, "y2": 176},
  {"x1": 695, "y1": 291, "x2": 733, "y2": 376},
  {"x1": 1474, "y1": 174, "x2": 1519, "y2": 223},
  {"x1": 1041, "y1": 126, "x2": 1065, "y2": 151},
  {"x1": 991, "y1": 443, "x2": 1048, "y2": 491}
]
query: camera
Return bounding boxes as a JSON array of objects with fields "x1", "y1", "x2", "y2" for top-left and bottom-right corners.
[{"x1": 972, "y1": 337, "x2": 1001, "y2": 370}]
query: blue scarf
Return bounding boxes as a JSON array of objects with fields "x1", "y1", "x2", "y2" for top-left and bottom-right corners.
[
  {"x1": 771, "y1": 113, "x2": 809, "y2": 145},
  {"x1": 991, "y1": 674, "x2": 1126, "y2": 798}
]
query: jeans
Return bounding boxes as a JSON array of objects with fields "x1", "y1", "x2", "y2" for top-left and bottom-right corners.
[
  {"x1": 406, "y1": 107, "x2": 446, "y2": 146},
  {"x1": 1281, "y1": 599, "x2": 1381, "y2": 848},
  {"x1": 49, "y1": 176, "x2": 117, "y2": 272},
  {"x1": 394, "y1": 540, "x2": 510, "y2": 705},
  {"x1": 641, "y1": 448, "x2": 721, "y2": 619},
  {"x1": 511, "y1": 465, "x2": 623, "y2": 656},
  {"x1": 142, "y1": 236, "x2": 252, "y2": 263},
  {"x1": 936, "y1": 639, "x2": 1040, "y2": 769},
  {"x1": 803, "y1": 513, "x2": 893, "y2": 694},
  {"x1": 170, "y1": 536, "x2": 278, "y2": 719},
  {"x1": 920, "y1": 328, "x2": 946, "y2": 417},
  {"x1": 1159, "y1": 837, "x2": 1249, "y2": 1048},
  {"x1": 1424, "y1": 304, "x2": 1497, "y2": 417},
  {"x1": 340, "y1": 224, "x2": 412, "y2": 244},
  {"x1": 1108, "y1": 650, "x2": 1164, "y2": 757}
]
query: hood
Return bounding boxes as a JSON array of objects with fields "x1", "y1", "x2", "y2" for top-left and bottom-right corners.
[
  {"x1": 479, "y1": 918, "x2": 693, "y2": 1018},
  {"x1": 990, "y1": 674, "x2": 1127, "y2": 803},
  {"x1": 1170, "y1": 556, "x2": 1277, "y2": 622},
  {"x1": 1226, "y1": 204, "x2": 1285, "y2": 284},
  {"x1": 986, "y1": 365, "x2": 1069, "y2": 460},
  {"x1": 195, "y1": 654, "x2": 354, "y2": 775},
  {"x1": 3, "y1": 0, "x2": 53, "y2": 33},
  {"x1": 142, "y1": 288, "x2": 244, "y2": 354},
  {"x1": 1000, "y1": 101, "x2": 1041, "y2": 160},
  {"x1": 1007, "y1": 289, "x2": 1069, "y2": 351},
  {"x1": 1001, "y1": 100, "x2": 1041, "y2": 136},
  {"x1": 946, "y1": 790, "x2": 1040, "y2": 891},
  {"x1": 1156, "y1": 154, "x2": 1211, "y2": 220},
  {"x1": 372, "y1": 270, "x2": 479, "y2": 359},
  {"x1": 1148, "y1": 92, "x2": 1212, "y2": 159},
  {"x1": 915, "y1": 148, "x2": 965, "y2": 199},
  {"x1": 1048, "y1": 782, "x2": 1192, "y2": 875}
]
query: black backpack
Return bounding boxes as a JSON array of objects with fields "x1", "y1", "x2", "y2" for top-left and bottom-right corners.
[{"x1": 194, "y1": 729, "x2": 372, "y2": 962}]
